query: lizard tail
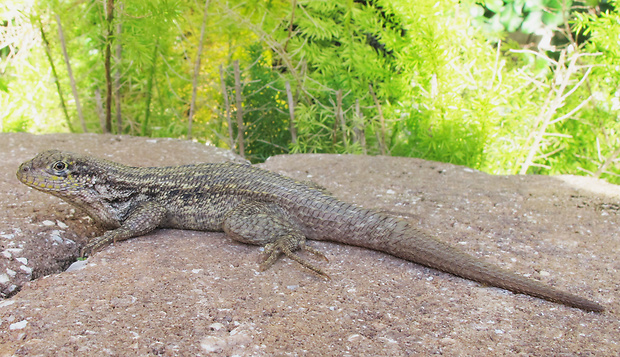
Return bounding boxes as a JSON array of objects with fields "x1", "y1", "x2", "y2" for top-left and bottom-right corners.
[
  {"x1": 333, "y1": 212, "x2": 604, "y2": 312},
  {"x1": 384, "y1": 223, "x2": 604, "y2": 312}
]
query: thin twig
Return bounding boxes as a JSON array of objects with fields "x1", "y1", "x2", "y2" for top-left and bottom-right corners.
[{"x1": 187, "y1": 0, "x2": 210, "y2": 140}]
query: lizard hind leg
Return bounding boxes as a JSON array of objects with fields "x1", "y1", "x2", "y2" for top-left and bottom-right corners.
[
  {"x1": 223, "y1": 201, "x2": 329, "y2": 278},
  {"x1": 261, "y1": 233, "x2": 330, "y2": 279}
]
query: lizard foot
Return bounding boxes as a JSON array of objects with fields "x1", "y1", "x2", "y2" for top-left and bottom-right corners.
[
  {"x1": 260, "y1": 235, "x2": 330, "y2": 279},
  {"x1": 81, "y1": 232, "x2": 115, "y2": 257}
]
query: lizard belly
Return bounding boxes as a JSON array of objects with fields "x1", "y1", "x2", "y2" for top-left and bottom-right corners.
[
  {"x1": 156, "y1": 195, "x2": 245, "y2": 232},
  {"x1": 161, "y1": 209, "x2": 224, "y2": 231}
]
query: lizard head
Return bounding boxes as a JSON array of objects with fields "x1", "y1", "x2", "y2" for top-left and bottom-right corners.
[
  {"x1": 17, "y1": 150, "x2": 126, "y2": 228},
  {"x1": 17, "y1": 150, "x2": 96, "y2": 198}
]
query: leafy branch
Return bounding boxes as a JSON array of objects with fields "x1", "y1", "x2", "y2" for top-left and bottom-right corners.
[{"x1": 513, "y1": 49, "x2": 599, "y2": 174}]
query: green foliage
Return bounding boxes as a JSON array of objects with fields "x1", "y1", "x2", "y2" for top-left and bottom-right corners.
[
  {"x1": 470, "y1": 0, "x2": 571, "y2": 35},
  {"x1": 1, "y1": 0, "x2": 619, "y2": 183},
  {"x1": 282, "y1": 0, "x2": 410, "y2": 154},
  {"x1": 224, "y1": 43, "x2": 291, "y2": 162},
  {"x1": 566, "y1": 0, "x2": 620, "y2": 181},
  {"x1": 387, "y1": 0, "x2": 502, "y2": 168}
]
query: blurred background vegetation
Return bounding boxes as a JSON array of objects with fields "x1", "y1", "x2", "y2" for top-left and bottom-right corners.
[{"x1": 1, "y1": 0, "x2": 619, "y2": 183}]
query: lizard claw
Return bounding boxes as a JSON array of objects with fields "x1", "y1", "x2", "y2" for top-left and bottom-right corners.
[
  {"x1": 260, "y1": 236, "x2": 330, "y2": 279},
  {"x1": 81, "y1": 232, "x2": 115, "y2": 258},
  {"x1": 81, "y1": 242, "x2": 97, "y2": 258},
  {"x1": 302, "y1": 244, "x2": 329, "y2": 263}
]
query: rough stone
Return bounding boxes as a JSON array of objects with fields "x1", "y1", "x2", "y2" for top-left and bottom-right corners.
[{"x1": 0, "y1": 133, "x2": 618, "y2": 356}]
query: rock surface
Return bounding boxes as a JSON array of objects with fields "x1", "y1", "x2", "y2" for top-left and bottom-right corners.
[{"x1": 0, "y1": 133, "x2": 618, "y2": 356}]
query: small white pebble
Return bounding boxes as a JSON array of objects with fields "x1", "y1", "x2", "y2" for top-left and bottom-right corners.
[
  {"x1": 42, "y1": 220, "x2": 55, "y2": 226},
  {"x1": 209, "y1": 323, "x2": 225, "y2": 331},
  {"x1": 347, "y1": 334, "x2": 362, "y2": 342},
  {"x1": 0, "y1": 234, "x2": 15, "y2": 239},
  {"x1": 380, "y1": 337, "x2": 398, "y2": 344},
  {"x1": 191, "y1": 269, "x2": 203, "y2": 274},
  {"x1": 386, "y1": 189, "x2": 396, "y2": 195},
  {"x1": 66, "y1": 260, "x2": 88, "y2": 272},
  {"x1": 200, "y1": 336, "x2": 225, "y2": 353},
  {"x1": 0, "y1": 300, "x2": 15, "y2": 308},
  {"x1": 6, "y1": 269, "x2": 16, "y2": 277},
  {"x1": 1, "y1": 250, "x2": 11, "y2": 259},
  {"x1": 287, "y1": 285, "x2": 299, "y2": 290},
  {"x1": 16, "y1": 258, "x2": 27, "y2": 265},
  {"x1": 56, "y1": 220, "x2": 69, "y2": 229},
  {"x1": 539, "y1": 271, "x2": 550, "y2": 277},
  {"x1": 20, "y1": 266, "x2": 32, "y2": 274},
  {"x1": 0, "y1": 273, "x2": 9, "y2": 284},
  {"x1": 9, "y1": 320, "x2": 28, "y2": 330}
]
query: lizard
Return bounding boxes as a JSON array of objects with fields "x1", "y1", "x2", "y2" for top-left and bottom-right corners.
[{"x1": 16, "y1": 149, "x2": 604, "y2": 312}]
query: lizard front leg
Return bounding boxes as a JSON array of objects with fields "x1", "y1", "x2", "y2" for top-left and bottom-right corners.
[
  {"x1": 82, "y1": 200, "x2": 167, "y2": 257},
  {"x1": 223, "y1": 201, "x2": 329, "y2": 278}
]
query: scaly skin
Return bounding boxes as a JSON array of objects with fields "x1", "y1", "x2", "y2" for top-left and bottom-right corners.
[{"x1": 16, "y1": 150, "x2": 604, "y2": 312}]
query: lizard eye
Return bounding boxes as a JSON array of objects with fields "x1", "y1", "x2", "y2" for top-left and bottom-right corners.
[{"x1": 52, "y1": 161, "x2": 67, "y2": 171}]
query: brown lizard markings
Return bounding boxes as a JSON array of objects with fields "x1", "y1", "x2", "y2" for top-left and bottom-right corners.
[{"x1": 16, "y1": 150, "x2": 604, "y2": 312}]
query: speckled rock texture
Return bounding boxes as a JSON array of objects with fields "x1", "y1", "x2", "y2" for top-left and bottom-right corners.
[{"x1": 0, "y1": 133, "x2": 618, "y2": 356}]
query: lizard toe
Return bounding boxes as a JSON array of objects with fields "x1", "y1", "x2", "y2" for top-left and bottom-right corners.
[{"x1": 259, "y1": 235, "x2": 330, "y2": 279}]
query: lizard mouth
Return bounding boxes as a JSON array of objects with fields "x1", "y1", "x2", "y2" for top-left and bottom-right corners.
[{"x1": 16, "y1": 162, "x2": 60, "y2": 191}]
